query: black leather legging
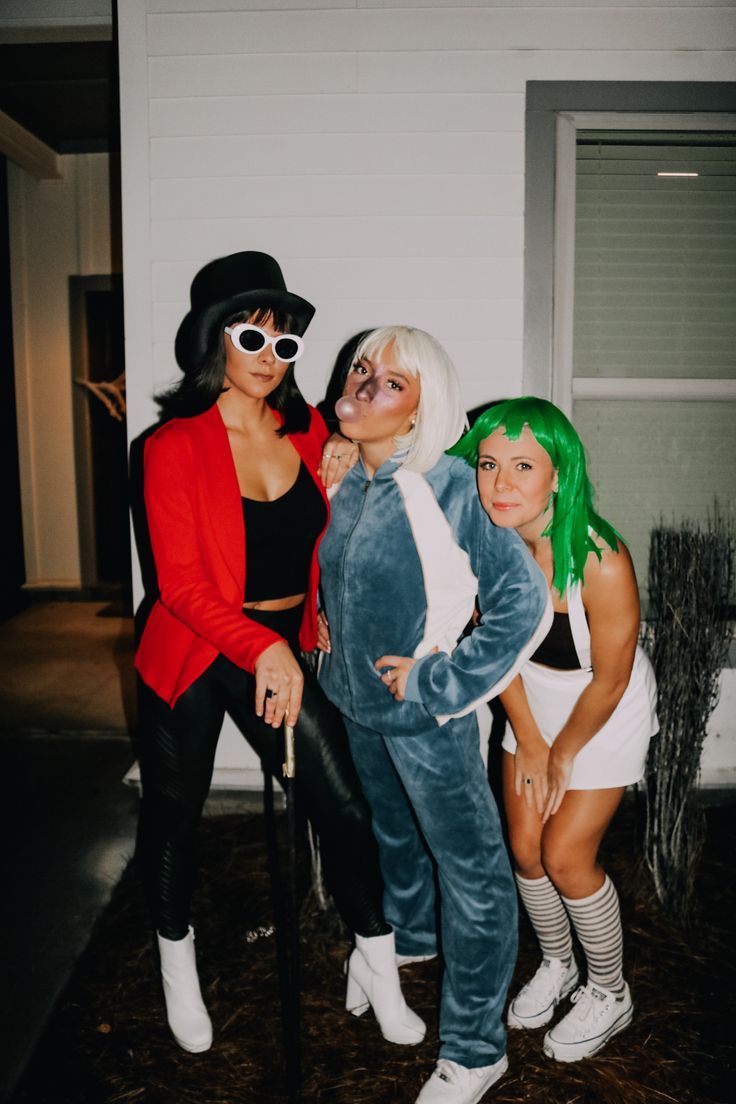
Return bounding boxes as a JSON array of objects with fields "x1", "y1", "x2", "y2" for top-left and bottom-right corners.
[{"x1": 136, "y1": 607, "x2": 388, "y2": 941}]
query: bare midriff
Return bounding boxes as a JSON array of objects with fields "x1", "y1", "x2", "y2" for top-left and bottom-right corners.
[{"x1": 242, "y1": 592, "x2": 306, "y2": 612}]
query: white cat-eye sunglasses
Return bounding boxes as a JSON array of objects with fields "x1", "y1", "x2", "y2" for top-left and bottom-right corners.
[{"x1": 224, "y1": 323, "x2": 304, "y2": 364}]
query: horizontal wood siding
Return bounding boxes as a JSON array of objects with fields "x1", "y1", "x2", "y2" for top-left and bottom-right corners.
[
  {"x1": 122, "y1": 0, "x2": 736, "y2": 420},
  {"x1": 146, "y1": 9, "x2": 735, "y2": 55},
  {"x1": 118, "y1": 0, "x2": 736, "y2": 781}
]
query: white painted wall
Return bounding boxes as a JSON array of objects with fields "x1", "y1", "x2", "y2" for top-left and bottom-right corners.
[
  {"x1": 118, "y1": 0, "x2": 736, "y2": 785},
  {"x1": 120, "y1": 0, "x2": 736, "y2": 442},
  {"x1": 9, "y1": 153, "x2": 118, "y2": 587},
  {"x1": 701, "y1": 671, "x2": 736, "y2": 787}
]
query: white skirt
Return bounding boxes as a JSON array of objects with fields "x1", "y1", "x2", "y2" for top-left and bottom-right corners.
[{"x1": 501, "y1": 645, "x2": 658, "y2": 789}]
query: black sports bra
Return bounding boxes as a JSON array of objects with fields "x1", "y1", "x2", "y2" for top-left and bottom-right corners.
[
  {"x1": 242, "y1": 461, "x2": 326, "y2": 602},
  {"x1": 529, "y1": 612, "x2": 582, "y2": 670}
]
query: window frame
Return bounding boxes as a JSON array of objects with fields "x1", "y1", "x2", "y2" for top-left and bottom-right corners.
[
  {"x1": 554, "y1": 110, "x2": 736, "y2": 415},
  {"x1": 523, "y1": 82, "x2": 736, "y2": 412}
]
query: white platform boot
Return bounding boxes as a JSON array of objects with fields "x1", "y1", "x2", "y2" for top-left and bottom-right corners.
[
  {"x1": 345, "y1": 931, "x2": 426, "y2": 1045},
  {"x1": 157, "y1": 927, "x2": 213, "y2": 1053}
]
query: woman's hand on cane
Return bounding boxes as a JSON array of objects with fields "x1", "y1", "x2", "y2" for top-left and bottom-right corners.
[{"x1": 254, "y1": 641, "x2": 304, "y2": 728}]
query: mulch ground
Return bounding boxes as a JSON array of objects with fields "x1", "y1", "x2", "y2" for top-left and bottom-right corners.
[{"x1": 12, "y1": 797, "x2": 735, "y2": 1104}]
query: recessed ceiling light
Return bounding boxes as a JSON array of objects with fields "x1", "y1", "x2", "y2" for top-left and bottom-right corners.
[{"x1": 657, "y1": 172, "x2": 699, "y2": 178}]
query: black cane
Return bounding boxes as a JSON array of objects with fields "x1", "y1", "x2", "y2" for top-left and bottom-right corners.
[
  {"x1": 282, "y1": 723, "x2": 300, "y2": 1098},
  {"x1": 262, "y1": 721, "x2": 301, "y2": 1102}
]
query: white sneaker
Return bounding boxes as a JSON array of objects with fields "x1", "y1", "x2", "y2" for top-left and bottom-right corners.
[
  {"x1": 507, "y1": 957, "x2": 579, "y2": 1029},
  {"x1": 415, "y1": 1055, "x2": 508, "y2": 1103},
  {"x1": 396, "y1": 952, "x2": 438, "y2": 967},
  {"x1": 543, "y1": 981, "x2": 633, "y2": 1062}
]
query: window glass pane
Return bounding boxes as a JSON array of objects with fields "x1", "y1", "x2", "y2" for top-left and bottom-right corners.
[
  {"x1": 572, "y1": 400, "x2": 736, "y2": 607},
  {"x1": 574, "y1": 134, "x2": 736, "y2": 380}
]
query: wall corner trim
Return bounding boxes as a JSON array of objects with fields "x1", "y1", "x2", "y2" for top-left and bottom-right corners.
[{"x1": 0, "y1": 110, "x2": 62, "y2": 181}]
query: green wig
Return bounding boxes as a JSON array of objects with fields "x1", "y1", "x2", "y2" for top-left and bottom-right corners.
[{"x1": 448, "y1": 396, "x2": 621, "y2": 595}]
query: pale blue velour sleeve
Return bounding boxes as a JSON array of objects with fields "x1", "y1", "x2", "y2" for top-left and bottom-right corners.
[{"x1": 402, "y1": 516, "x2": 553, "y2": 721}]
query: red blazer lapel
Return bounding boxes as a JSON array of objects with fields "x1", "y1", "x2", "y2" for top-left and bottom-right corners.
[
  {"x1": 192, "y1": 404, "x2": 328, "y2": 602},
  {"x1": 287, "y1": 413, "x2": 330, "y2": 514},
  {"x1": 193, "y1": 404, "x2": 245, "y2": 598}
]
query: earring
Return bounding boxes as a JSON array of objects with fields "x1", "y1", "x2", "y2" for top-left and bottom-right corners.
[{"x1": 410, "y1": 416, "x2": 416, "y2": 428}]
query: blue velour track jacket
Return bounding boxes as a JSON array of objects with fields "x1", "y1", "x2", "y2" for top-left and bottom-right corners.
[{"x1": 318, "y1": 451, "x2": 553, "y2": 736}]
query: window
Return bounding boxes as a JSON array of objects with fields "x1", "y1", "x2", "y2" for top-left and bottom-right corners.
[
  {"x1": 522, "y1": 89, "x2": 736, "y2": 604},
  {"x1": 570, "y1": 127, "x2": 736, "y2": 597}
]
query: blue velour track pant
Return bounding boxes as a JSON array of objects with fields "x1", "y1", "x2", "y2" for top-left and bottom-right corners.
[{"x1": 344, "y1": 711, "x2": 517, "y2": 1068}]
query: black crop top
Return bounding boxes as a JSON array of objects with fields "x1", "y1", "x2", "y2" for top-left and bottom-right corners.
[
  {"x1": 242, "y1": 461, "x2": 327, "y2": 602},
  {"x1": 529, "y1": 612, "x2": 582, "y2": 670}
]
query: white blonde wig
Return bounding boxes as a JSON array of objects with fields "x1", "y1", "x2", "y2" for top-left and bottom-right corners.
[{"x1": 353, "y1": 325, "x2": 468, "y2": 473}]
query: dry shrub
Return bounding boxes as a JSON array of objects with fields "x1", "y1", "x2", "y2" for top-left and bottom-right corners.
[{"x1": 644, "y1": 515, "x2": 734, "y2": 922}]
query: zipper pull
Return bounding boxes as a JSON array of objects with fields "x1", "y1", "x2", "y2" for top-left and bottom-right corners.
[{"x1": 363, "y1": 480, "x2": 370, "y2": 494}]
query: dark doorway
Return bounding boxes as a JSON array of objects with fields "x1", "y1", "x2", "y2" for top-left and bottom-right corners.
[
  {"x1": 70, "y1": 276, "x2": 130, "y2": 588},
  {"x1": 0, "y1": 155, "x2": 26, "y2": 620}
]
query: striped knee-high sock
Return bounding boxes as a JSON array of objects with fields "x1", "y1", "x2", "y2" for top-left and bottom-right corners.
[
  {"x1": 515, "y1": 873, "x2": 573, "y2": 963},
  {"x1": 562, "y1": 874, "x2": 624, "y2": 994}
]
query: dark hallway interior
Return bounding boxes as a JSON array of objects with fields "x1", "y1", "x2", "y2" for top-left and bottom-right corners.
[{"x1": 0, "y1": 601, "x2": 138, "y2": 1103}]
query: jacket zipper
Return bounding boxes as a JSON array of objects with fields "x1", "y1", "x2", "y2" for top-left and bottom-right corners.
[{"x1": 336, "y1": 474, "x2": 373, "y2": 714}]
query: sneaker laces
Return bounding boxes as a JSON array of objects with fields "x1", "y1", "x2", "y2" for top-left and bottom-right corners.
[
  {"x1": 517, "y1": 958, "x2": 567, "y2": 1004},
  {"x1": 566, "y1": 984, "x2": 615, "y2": 1035}
]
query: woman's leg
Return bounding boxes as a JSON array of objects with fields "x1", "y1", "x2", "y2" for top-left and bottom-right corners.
[
  {"x1": 344, "y1": 717, "x2": 437, "y2": 958},
  {"x1": 540, "y1": 787, "x2": 625, "y2": 989},
  {"x1": 136, "y1": 670, "x2": 225, "y2": 1052},
  {"x1": 385, "y1": 714, "x2": 517, "y2": 1070},
  {"x1": 219, "y1": 658, "x2": 425, "y2": 1044},
  {"x1": 539, "y1": 786, "x2": 632, "y2": 1062},
  {"x1": 502, "y1": 752, "x2": 573, "y2": 959},
  {"x1": 136, "y1": 673, "x2": 225, "y2": 939},
  {"x1": 502, "y1": 753, "x2": 576, "y2": 1028},
  {"x1": 218, "y1": 655, "x2": 389, "y2": 938}
]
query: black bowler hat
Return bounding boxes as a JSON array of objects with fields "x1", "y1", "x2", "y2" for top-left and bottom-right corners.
[{"x1": 174, "y1": 251, "x2": 315, "y2": 371}]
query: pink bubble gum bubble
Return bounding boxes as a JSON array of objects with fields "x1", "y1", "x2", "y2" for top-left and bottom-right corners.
[{"x1": 335, "y1": 395, "x2": 362, "y2": 422}]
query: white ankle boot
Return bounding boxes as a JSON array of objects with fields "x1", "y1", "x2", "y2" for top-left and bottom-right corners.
[
  {"x1": 157, "y1": 927, "x2": 213, "y2": 1053},
  {"x1": 345, "y1": 931, "x2": 426, "y2": 1045}
]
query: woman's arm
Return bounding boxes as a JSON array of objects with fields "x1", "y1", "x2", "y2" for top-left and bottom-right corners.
[
  {"x1": 542, "y1": 543, "x2": 640, "y2": 820},
  {"x1": 145, "y1": 428, "x2": 306, "y2": 725},
  {"x1": 394, "y1": 521, "x2": 552, "y2": 718},
  {"x1": 144, "y1": 427, "x2": 283, "y2": 672},
  {"x1": 499, "y1": 675, "x2": 551, "y2": 814}
]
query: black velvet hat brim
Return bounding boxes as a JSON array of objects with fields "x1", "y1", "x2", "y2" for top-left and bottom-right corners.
[{"x1": 175, "y1": 288, "x2": 316, "y2": 372}]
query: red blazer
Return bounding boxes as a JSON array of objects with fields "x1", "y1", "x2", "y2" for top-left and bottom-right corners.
[{"x1": 135, "y1": 402, "x2": 329, "y2": 707}]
